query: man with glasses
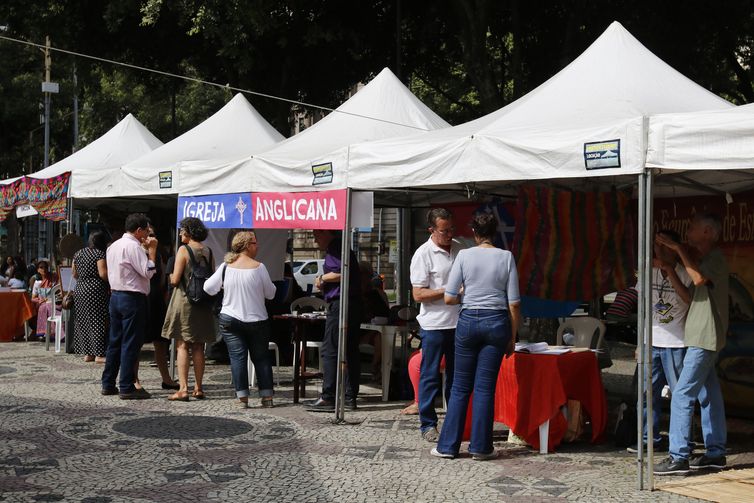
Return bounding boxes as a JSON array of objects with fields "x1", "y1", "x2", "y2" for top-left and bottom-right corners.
[
  {"x1": 102, "y1": 213, "x2": 158, "y2": 400},
  {"x1": 410, "y1": 208, "x2": 462, "y2": 442}
]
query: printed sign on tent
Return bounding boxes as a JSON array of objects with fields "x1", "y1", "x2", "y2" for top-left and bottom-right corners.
[
  {"x1": 252, "y1": 189, "x2": 347, "y2": 229},
  {"x1": 177, "y1": 192, "x2": 253, "y2": 229}
]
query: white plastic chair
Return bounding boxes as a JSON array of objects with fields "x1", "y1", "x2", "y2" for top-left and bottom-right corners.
[
  {"x1": 556, "y1": 316, "x2": 606, "y2": 350},
  {"x1": 250, "y1": 341, "x2": 281, "y2": 387},
  {"x1": 290, "y1": 297, "x2": 327, "y2": 372},
  {"x1": 45, "y1": 284, "x2": 63, "y2": 353}
]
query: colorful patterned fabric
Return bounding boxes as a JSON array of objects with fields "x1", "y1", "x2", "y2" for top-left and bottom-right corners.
[
  {"x1": 0, "y1": 173, "x2": 70, "y2": 221},
  {"x1": 512, "y1": 185, "x2": 635, "y2": 301}
]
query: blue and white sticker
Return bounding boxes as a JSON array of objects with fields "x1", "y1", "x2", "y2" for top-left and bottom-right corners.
[
  {"x1": 584, "y1": 139, "x2": 621, "y2": 170},
  {"x1": 312, "y1": 162, "x2": 333, "y2": 185},
  {"x1": 159, "y1": 171, "x2": 173, "y2": 189}
]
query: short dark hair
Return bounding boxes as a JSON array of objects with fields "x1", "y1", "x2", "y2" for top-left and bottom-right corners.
[
  {"x1": 125, "y1": 213, "x2": 151, "y2": 233},
  {"x1": 471, "y1": 212, "x2": 497, "y2": 240},
  {"x1": 693, "y1": 211, "x2": 722, "y2": 240},
  {"x1": 89, "y1": 231, "x2": 110, "y2": 252},
  {"x1": 179, "y1": 217, "x2": 208, "y2": 242},
  {"x1": 427, "y1": 208, "x2": 453, "y2": 227},
  {"x1": 657, "y1": 229, "x2": 681, "y2": 243}
]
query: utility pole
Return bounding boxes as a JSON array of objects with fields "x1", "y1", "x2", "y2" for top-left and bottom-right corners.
[
  {"x1": 41, "y1": 36, "x2": 59, "y2": 168},
  {"x1": 40, "y1": 35, "x2": 59, "y2": 262},
  {"x1": 72, "y1": 62, "x2": 78, "y2": 152}
]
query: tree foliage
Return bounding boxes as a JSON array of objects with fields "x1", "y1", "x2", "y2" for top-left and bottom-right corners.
[{"x1": 1, "y1": 1, "x2": 754, "y2": 179}]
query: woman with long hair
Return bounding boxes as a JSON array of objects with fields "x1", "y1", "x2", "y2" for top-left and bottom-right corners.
[
  {"x1": 204, "y1": 231, "x2": 276, "y2": 408},
  {"x1": 161, "y1": 217, "x2": 216, "y2": 401},
  {"x1": 72, "y1": 232, "x2": 110, "y2": 362},
  {"x1": 431, "y1": 212, "x2": 521, "y2": 460},
  {"x1": 31, "y1": 259, "x2": 58, "y2": 338}
]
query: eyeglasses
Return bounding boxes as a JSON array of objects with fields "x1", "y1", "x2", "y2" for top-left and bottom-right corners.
[{"x1": 433, "y1": 227, "x2": 455, "y2": 236}]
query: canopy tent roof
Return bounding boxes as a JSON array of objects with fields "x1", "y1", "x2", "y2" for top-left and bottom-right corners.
[
  {"x1": 346, "y1": 21, "x2": 733, "y2": 192},
  {"x1": 118, "y1": 93, "x2": 284, "y2": 196},
  {"x1": 0, "y1": 114, "x2": 162, "y2": 197},
  {"x1": 180, "y1": 67, "x2": 449, "y2": 195}
]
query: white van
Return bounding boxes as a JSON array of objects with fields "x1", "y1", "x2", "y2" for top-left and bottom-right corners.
[{"x1": 293, "y1": 259, "x2": 325, "y2": 293}]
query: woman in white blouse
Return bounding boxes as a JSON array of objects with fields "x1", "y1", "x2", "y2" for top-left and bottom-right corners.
[{"x1": 204, "y1": 231, "x2": 276, "y2": 408}]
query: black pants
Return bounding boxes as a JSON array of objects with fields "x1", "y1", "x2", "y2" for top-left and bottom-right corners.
[{"x1": 321, "y1": 299, "x2": 362, "y2": 401}]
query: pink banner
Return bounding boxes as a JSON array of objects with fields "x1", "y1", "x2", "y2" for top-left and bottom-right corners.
[{"x1": 251, "y1": 189, "x2": 347, "y2": 229}]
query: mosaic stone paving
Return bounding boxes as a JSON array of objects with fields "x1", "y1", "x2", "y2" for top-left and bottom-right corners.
[{"x1": 1, "y1": 342, "x2": 752, "y2": 502}]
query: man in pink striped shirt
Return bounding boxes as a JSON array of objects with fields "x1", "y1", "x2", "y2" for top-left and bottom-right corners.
[{"x1": 102, "y1": 213, "x2": 158, "y2": 399}]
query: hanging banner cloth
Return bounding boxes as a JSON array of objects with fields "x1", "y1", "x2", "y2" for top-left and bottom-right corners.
[
  {"x1": 177, "y1": 189, "x2": 349, "y2": 230},
  {"x1": 512, "y1": 185, "x2": 635, "y2": 301},
  {"x1": 0, "y1": 173, "x2": 71, "y2": 221}
]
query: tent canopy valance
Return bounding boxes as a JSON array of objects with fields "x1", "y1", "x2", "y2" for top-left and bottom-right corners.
[{"x1": 0, "y1": 173, "x2": 70, "y2": 221}]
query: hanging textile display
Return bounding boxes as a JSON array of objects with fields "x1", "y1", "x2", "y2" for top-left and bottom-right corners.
[
  {"x1": 512, "y1": 185, "x2": 635, "y2": 301},
  {"x1": 0, "y1": 173, "x2": 71, "y2": 221}
]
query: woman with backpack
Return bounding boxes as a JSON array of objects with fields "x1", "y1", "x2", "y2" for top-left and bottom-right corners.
[{"x1": 161, "y1": 217, "x2": 216, "y2": 402}]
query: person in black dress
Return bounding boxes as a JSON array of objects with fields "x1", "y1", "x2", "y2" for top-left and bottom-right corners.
[{"x1": 72, "y1": 232, "x2": 110, "y2": 362}]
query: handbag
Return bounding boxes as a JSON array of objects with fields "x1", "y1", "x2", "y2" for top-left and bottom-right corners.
[{"x1": 61, "y1": 272, "x2": 75, "y2": 310}]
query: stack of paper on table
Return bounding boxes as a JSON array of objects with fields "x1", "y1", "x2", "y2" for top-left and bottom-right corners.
[{"x1": 515, "y1": 342, "x2": 571, "y2": 355}]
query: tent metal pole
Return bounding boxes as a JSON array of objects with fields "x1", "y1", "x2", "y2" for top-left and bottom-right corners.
[
  {"x1": 636, "y1": 172, "x2": 646, "y2": 490},
  {"x1": 333, "y1": 188, "x2": 353, "y2": 423},
  {"x1": 645, "y1": 170, "x2": 655, "y2": 490}
]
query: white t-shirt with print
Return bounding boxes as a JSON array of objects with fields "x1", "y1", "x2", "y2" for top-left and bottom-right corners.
[
  {"x1": 410, "y1": 237, "x2": 463, "y2": 330},
  {"x1": 651, "y1": 264, "x2": 693, "y2": 348}
]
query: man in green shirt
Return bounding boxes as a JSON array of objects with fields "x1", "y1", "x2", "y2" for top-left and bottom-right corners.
[{"x1": 654, "y1": 212, "x2": 729, "y2": 475}]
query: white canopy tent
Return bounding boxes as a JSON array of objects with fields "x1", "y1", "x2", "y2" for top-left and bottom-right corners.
[
  {"x1": 341, "y1": 22, "x2": 742, "y2": 490},
  {"x1": 180, "y1": 67, "x2": 449, "y2": 196},
  {"x1": 119, "y1": 93, "x2": 284, "y2": 197},
  {"x1": 347, "y1": 22, "x2": 732, "y2": 191},
  {"x1": 647, "y1": 103, "x2": 754, "y2": 197},
  {"x1": 0, "y1": 113, "x2": 162, "y2": 197}
]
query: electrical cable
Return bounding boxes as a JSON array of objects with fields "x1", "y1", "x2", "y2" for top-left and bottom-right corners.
[{"x1": 0, "y1": 33, "x2": 431, "y2": 131}]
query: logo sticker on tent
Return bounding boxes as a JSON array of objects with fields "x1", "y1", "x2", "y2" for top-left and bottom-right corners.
[
  {"x1": 584, "y1": 140, "x2": 621, "y2": 170},
  {"x1": 312, "y1": 162, "x2": 333, "y2": 185},
  {"x1": 159, "y1": 171, "x2": 173, "y2": 189}
]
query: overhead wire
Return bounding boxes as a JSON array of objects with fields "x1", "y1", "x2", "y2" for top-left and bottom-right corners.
[{"x1": 0, "y1": 33, "x2": 431, "y2": 131}]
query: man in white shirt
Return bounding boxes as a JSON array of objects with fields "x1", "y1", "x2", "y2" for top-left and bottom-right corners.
[
  {"x1": 410, "y1": 208, "x2": 462, "y2": 442},
  {"x1": 630, "y1": 229, "x2": 692, "y2": 453}
]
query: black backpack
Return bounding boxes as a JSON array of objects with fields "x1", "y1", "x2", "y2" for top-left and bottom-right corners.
[{"x1": 183, "y1": 245, "x2": 215, "y2": 305}]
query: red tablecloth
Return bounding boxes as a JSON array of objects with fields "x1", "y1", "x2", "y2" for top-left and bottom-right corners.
[
  {"x1": 0, "y1": 291, "x2": 34, "y2": 341},
  {"x1": 494, "y1": 350, "x2": 607, "y2": 452}
]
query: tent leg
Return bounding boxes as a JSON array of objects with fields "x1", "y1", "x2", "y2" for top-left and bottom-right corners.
[{"x1": 334, "y1": 188, "x2": 353, "y2": 424}]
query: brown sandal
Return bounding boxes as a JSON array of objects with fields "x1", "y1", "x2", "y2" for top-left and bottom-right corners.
[
  {"x1": 192, "y1": 390, "x2": 205, "y2": 400},
  {"x1": 168, "y1": 391, "x2": 189, "y2": 402}
]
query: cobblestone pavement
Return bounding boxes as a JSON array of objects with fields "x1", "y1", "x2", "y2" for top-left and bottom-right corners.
[{"x1": 1, "y1": 342, "x2": 752, "y2": 502}]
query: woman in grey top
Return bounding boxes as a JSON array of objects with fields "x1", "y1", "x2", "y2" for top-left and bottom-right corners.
[{"x1": 431, "y1": 213, "x2": 521, "y2": 460}]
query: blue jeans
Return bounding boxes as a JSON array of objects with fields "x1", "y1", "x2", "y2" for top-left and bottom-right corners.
[
  {"x1": 218, "y1": 314, "x2": 274, "y2": 398},
  {"x1": 102, "y1": 291, "x2": 147, "y2": 393},
  {"x1": 641, "y1": 346, "x2": 686, "y2": 443},
  {"x1": 418, "y1": 328, "x2": 455, "y2": 432},
  {"x1": 669, "y1": 346, "x2": 727, "y2": 460},
  {"x1": 437, "y1": 309, "x2": 510, "y2": 455}
]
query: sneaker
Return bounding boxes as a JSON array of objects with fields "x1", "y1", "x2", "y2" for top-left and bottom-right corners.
[
  {"x1": 100, "y1": 387, "x2": 118, "y2": 396},
  {"x1": 653, "y1": 456, "x2": 690, "y2": 475},
  {"x1": 471, "y1": 450, "x2": 499, "y2": 461},
  {"x1": 344, "y1": 398, "x2": 357, "y2": 411},
  {"x1": 430, "y1": 447, "x2": 455, "y2": 459},
  {"x1": 119, "y1": 388, "x2": 151, "y2": 400},
  {"x1": 626, "y1": 438, "x2": 668, "y2": 454},
  {"x1": 422, "y1": 427, "x2": 440, "y2": 443},
  {"x1": 690, "y1": 454, "x2": 726, "y2": 470}
]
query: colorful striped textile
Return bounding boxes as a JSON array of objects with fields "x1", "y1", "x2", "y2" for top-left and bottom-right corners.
[
  {"x1": 0, "y1": 173, "x2": 70, "y2": 221},
  {"x1": 512, "y1": 185, "x2": 635, "y2": 301}
]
